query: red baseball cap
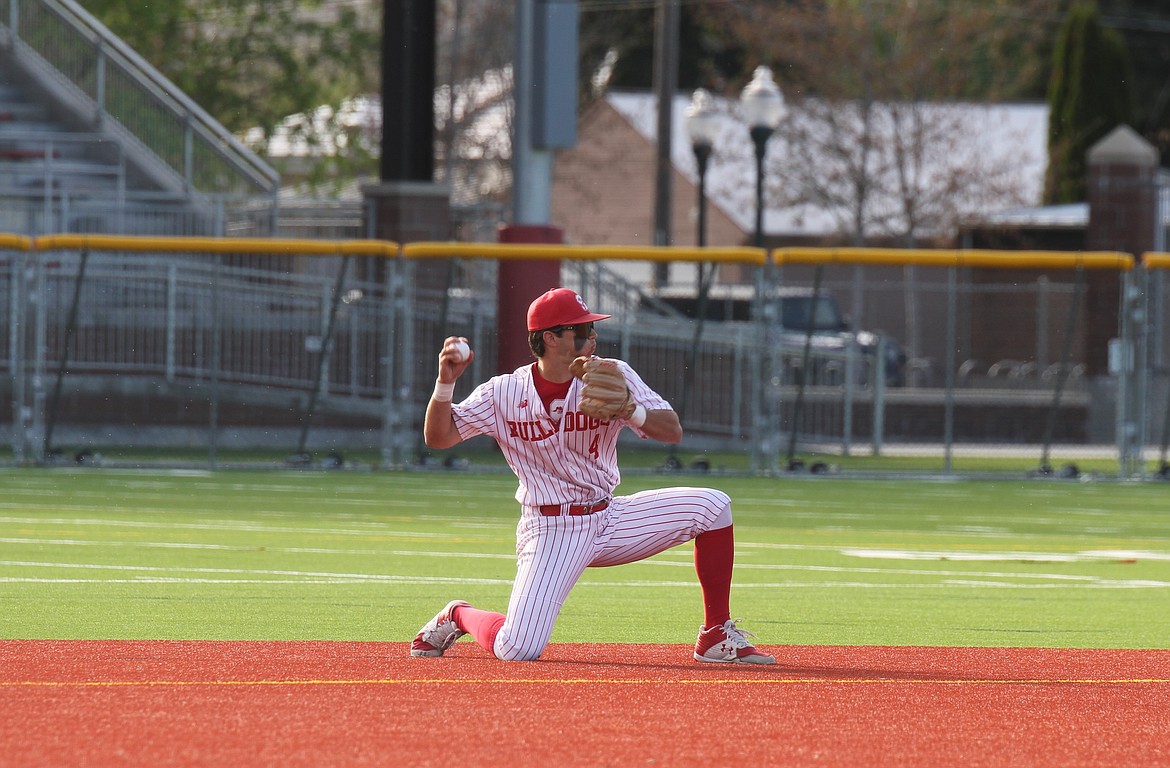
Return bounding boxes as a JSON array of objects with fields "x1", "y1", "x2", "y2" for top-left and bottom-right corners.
[{"x1": 526, "y1": 288, "x2": 611, "y2": 331}]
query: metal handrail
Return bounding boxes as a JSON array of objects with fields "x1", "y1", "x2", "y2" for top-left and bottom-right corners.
[{"x1": 0, "y1": 0, "x2": 278, "y2": 197}]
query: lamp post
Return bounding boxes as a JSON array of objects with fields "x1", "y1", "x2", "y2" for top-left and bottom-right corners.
[
  {"x1": 686, "y1": 88, "x2": 719, "y2": 249},
  {"x1": 673, "y1": 89, "x2": 720, "y2": 466},
  {"x1": 740, "y1": 65, "x2": 785, "y2": 474},
  {"x1": 739, "y1": 66, "x2": 785, "y2": 248},
  {"x1": 686, "y1": 87, "x2": 719, "y2": 301}
]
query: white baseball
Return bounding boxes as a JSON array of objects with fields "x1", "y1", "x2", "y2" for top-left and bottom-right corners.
[{"x1": 450, "y1": 340, "x2": 470, "y2": 363}]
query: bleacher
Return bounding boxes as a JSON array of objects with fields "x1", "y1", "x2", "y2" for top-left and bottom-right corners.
[
  {"x1": 0, "y1": 79, "x2": 126, "y2": 229},
  {"x1": 0, "y1": 0, "x2": 279, "y2": 237}
]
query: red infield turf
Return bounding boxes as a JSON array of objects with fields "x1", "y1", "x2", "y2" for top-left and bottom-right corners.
[{"x1": 2, "y1": 641, "x2": 1168, "y2": 767}]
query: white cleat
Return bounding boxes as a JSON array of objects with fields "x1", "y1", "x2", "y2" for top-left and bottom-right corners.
[
  {"x1": 410, "y1": 600, "x2": 470, "y2": 657},
  {"x1": 694, "y1": 619, "x2": 776, "y2": 664}
]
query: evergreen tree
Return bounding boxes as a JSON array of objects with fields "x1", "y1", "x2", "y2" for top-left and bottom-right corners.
[{"x1": 1045, "y1": 1, "x2": 1136, "y2": 204}]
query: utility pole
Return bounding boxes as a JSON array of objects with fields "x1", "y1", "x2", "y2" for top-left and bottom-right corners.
[{"x1": 652, "y1": 0, "x2": 679, "y2": 287}]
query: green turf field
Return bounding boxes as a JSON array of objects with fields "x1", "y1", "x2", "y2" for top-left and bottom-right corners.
[{"x1": 2, "y1": 468, "x2": 1168, "y2": 648}]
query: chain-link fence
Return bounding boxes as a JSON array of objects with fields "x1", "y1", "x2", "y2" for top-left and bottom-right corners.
[{"x1": 3, "y1": 236, "x2": 1168, "y2": 477}]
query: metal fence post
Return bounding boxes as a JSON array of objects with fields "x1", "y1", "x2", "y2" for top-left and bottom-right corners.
[
  {"x1": 732, "y1": 325, "x2": 745, "y2": 440},
  {"x1": 943, "y1": 266, "x2": 958, "y2": 474},
  {"x1": 872, "y1": 336, "x2": 885, "y2": 456},
  {"x1": 1136, "y1": 265, "x2": 1151, "y2": 476},
  {"x1": 1116, "y1": 266, "x2": 1150, "y2": 478},
  {"x1": 208, "y1": 253, "x2": 221, "y2": 468},
  {"x1": 29, "y1": 248, "x2": 47, "y2": 464},
  {"x1": 842, "y1": 359, "x2": 854, "y2": 457},
  {"x1": 750, "y1": 262, "x2": 768, "y2": 474},
  {"x1": 165, "y1": 263, "x2": 177, "y2": 381},
  {"x1": 399, "y1": 259, "x2": 417, "y2": 463},
  {"x1": 380, "y1": 257, "x2": 399, "y2": 468},
  {"x1": 9, "y1": 248, "x2": 28, "y2": 463}
]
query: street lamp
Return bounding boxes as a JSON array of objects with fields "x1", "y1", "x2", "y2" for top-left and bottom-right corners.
[
  {"x1": 740, "y1": 65, "x2": 785, "y2": 248},
  {"x1": 685, "y1": 88, "x2": 719, "y2": 249},
  {"x1": 740, "y1": 65, "x2": 785, "y2": 475},
  {"x1": 674, "y1": 89, "x2": 721, "y2": 467}
]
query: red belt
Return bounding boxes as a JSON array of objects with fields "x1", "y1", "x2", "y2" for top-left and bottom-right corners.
[{"x1": 539, "y1": 500, "x2": 609, "y2": 517}]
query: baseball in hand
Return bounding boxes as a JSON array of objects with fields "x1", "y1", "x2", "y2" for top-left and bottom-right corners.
[{"x1": 450, "y1": 340, "x2": 470, "y2": 363}]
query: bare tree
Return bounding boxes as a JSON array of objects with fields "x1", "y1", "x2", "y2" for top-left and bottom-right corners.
[
  {"x1": 709, "y1": 0, "x2": 1051, "y2": 246},
  {"x1": 435, "y1": 0, "x2": 515, "y2": 210},
  {"x1": 698, "y1": 0, "x2": 1051, "y2": 360}
]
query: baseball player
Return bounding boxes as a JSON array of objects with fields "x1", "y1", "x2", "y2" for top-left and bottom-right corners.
[{"x1": 411, "y1": 287, "x2": 774, "y2": 664}]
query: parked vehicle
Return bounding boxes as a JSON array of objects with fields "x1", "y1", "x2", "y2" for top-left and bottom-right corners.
[{"x1": 646, "y1": 285, "x2": 907, "y2": 386}]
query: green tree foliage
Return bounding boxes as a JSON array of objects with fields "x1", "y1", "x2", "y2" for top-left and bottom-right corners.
[
  {"x1": 81, "y1": 0, "x2": 381, "y2": 186},
  {"x1": 1045, "y1": 1, "x2": 1136, "y2": 204},
  {"x1": 699, "y1": 0, "x2": 1049, "y2": 103},
  {"x1": 1095, "y1": 0, "x2": 1170, "y2": 164}
]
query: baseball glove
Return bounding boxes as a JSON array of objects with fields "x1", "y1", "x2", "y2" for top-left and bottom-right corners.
[{"x1": 571, "y1": 356, "x2": 636, "y2": 421}]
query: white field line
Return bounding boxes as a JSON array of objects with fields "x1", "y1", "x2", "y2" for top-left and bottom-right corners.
[
  {"x1": 0, "y1": 561, "x2": 511, "y2": 585},
  {"x1": 5, "y1": 530, "x2": 1166, "y2": 565},
  {"x1": 3, "y1": 518, "x2": 1168, "y2": 589},
  {"x1": 0, "y1": 537, "x2": 515, "y2": 559},
  {"x1": 2, "y1": 558, "x2": 1169, "y2": 589},
  {"x1": 0, "y1": 515, "x2": 455, "y2": 538},
  {"x1": 742, "y1": 542, "x2": 1170, "y2": 559},
  {"x1": 838, "y1": 548, "x2": 1170, "y2": 562},
  {"x1": 4, "y1": 537, "x2": 1166, "y2": 579},
  {"x1": 1081, "y1": 550, "x2": 1170, "y2": 560},
  {"x1": 0, "y1": 554, "x2": 1115, "y2": 582},
  {"x1": 3, "y1": 577, "x2": 1169, "y2": 588},
  {"x1": 0, "y1": 578, "x2": 512, "y2": 585}
]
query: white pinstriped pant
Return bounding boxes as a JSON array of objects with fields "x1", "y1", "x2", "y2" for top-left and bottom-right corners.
[{"x1": 493, "y1": 486, "x2": 733, "y2": 661}]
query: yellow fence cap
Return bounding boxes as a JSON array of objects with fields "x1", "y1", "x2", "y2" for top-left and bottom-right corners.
[
  {"x1": 772, "y1": 247, "x2": 1132, "y2": 270},
  {"x1": 32, "y1": 234, "x2": 398, "y2": 256},
  {"x1": 0, "y1": 233, "x2": 32, "y2": 250},
  {"x1": 403, "y1": 241, "x2": 767, "y2": 264}
]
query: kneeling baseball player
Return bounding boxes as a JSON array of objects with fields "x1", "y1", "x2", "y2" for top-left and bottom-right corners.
[{"x1": 411, "y1": 287, "x2": 774, "y2": 664}]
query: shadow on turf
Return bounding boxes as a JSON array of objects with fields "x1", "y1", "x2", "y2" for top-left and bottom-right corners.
[{"x1": 430, "y1": 644, "x2": 980, "y2": 682}]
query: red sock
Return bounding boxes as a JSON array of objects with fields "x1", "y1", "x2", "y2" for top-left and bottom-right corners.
[
  {"x1": 452, "y1": 605, "x2": 506, "y2": 656},
  {"x1": 694, "y1": 524, "x2": 734, "y2": 629}
]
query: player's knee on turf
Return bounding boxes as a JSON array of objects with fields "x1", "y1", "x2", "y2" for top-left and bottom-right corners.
[
  {"x1": 492, "y1": 624, "x2": 550, "y2": 661},
  {"x1": 494, "y1": 637, "x2": 545, "y2": 662}
]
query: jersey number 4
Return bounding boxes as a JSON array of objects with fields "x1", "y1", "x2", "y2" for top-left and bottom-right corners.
[{"x1": 589, "y1": 435, "x2": 600, "y2": 460}]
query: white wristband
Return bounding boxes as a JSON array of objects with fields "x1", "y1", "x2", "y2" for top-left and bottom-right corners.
[
  {"x1": 629, "y1": 403, "x2": 647, "y2": 427},
  {"x1": 432, "y1": 380, "x2": 455, "y2": 402}
]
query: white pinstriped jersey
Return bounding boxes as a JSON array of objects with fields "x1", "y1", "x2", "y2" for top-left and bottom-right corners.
[{"x1": 451, "y1": 359, "x2": 670, "y2": 506}]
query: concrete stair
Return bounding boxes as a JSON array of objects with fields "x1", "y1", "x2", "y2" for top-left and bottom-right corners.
[{"x1": 0, "y1": 79, "x2": 133, "y2": 231}]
